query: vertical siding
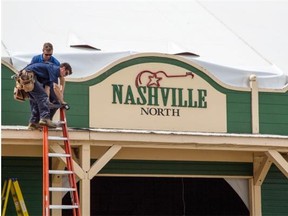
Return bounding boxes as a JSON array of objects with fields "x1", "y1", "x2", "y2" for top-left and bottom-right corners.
[
  {"x1": 262, "y1": 165, "x2": 288, "y2": 216},
  {"x1": 1, "y1": 157, "x2": 42, "y2": 216}
]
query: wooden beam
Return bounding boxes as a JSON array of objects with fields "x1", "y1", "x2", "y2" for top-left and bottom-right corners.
[
  {"x1": 51, "y1": 174, "x2": 63, "y2": 216},
  {"x1": 3, "y1": 127, "x2": 288, "y2": 152},
  {"x1": 88, "y1": 145, "x2": 122, "y2": 179},
  {"x1": 49, "y1": 144, "x2": 85, "y2": 179},
  {"x1": 254, "y1": 156, "x2": 272, "y2": 186},
  {"x1": 79, "y1": 145, "x2": 91, "y2": 216},
  {"x1": 249, "y1": 75, "x2": 259, "y2": 134},
  {"x1": 51, "y1": 158, "x2": 66, "y2": 183},
  {"x1": 266, "y1": 150, "x2": 288, "y2": 178},
  {"x1": 249, "y1": 179, "x2": 262, "y2": 216},
  {"x1": 2, "y1": 127, "x2": 288, "y2": 156}
]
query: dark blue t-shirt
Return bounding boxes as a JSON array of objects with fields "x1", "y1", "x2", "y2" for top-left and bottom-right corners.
[
  {"x1": 30, "y1": 54, "x2": 60, "y2": 66},
  {"x1": 24, "y1": 62, "x2": 60, "y2": 86}
]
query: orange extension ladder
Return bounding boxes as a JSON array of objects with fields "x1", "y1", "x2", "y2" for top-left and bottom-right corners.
[{"x1": 42, "y1": 107, "x2": 81, "y2": 216}]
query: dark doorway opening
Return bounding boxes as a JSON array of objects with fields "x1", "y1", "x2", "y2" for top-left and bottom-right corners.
[{"x1": 63, "y1": 177, "x2": 249, "y2": 216}]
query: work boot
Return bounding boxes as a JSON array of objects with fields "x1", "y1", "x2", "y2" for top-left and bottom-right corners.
[
  {"x1": 39, "y1": 118, "x2": 57, "y2": 128},
  {"x1": 28, "y1": 122, "x2": 40, "y2": 130}
]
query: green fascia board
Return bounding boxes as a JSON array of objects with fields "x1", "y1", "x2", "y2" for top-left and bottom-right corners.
[{"x1": 98, "y1": 160, "x2": 253, "y2": 176}]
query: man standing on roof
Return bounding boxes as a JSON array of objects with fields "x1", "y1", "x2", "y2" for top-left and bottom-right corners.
[
  {"x1": 22, "y1": 62, "x2": 72, "y2": 129},
  {"x1": 29, "y1": 42, "x2": 67, "y2": 129}
]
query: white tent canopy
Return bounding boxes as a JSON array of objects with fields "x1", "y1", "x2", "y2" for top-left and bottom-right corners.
[{"x1": 2, "y1": 0, "x2": 288, "y2": 89}]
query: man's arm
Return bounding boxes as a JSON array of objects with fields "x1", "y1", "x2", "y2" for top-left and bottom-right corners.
[
  {"x1": 59, "y1": 77, "x2": 65, "y2": 93},
  {"x1": 52, "y1": 77, "x2": 66, "y2": 104}
]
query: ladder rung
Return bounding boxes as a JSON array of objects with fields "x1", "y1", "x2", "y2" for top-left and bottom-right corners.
[
  {"x1": 49, "y1": 205, "x2": 79, "y2": 209},
  {"x1": 49, "y1": 170, "x2": 73, "y2": 175},
  {"x1": 49, "y1": 187, "x2": 76, "y2": 192},
  {"x1": 43, "y1": 109, "x2": 80, "y2": 214},
  {"x1": 48, "y1": 153, "x2": 71, "y2": 157},
  {"x1": 48, "y1": 136, "x2": 68, "y2": 141}
]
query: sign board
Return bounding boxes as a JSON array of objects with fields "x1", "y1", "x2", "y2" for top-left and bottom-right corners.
[{"x1": 90, "y1": 62, "x2": 227, "y2": 132}]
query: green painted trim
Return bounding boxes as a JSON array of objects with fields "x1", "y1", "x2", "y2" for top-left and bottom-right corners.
[{"x1": 99, "y1": 160, "x2": 253, "y2": 176}]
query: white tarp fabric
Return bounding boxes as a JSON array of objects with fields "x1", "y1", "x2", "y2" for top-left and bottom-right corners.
[
  {"x1": 5, "y1": 51, "x2": 137, "y2": 78},
  {"x1": 225, "y1": 178, "x2": 249, "y2": 209},
  {"x1": 187, "y1": 57, "x2": 287, "y2": 89},
  {"x1": 2, "y1": 0, "x2": 288, "y2": 89},
  {"x1": 4, "y1": 51, "x2": 287, "y2": 89}
]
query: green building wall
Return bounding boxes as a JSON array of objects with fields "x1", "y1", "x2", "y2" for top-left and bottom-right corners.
[
  {"x1": 2, "y1": 157, "x2": 288, "y2": 215},
  {"x1": 1, "y1": 157, "x2": 42, "y2": 216},
  {"x1": 259, "y1": 92, "x2": 288, "y2": 135},
  {"x1": 2, "y1": 56, "x2": 288, "y2": 134},
  {"x1": 262, "y1": 165, "x2": 288, "y2": 216},
  {"x1": 2, "y1": 157, "x2": 253, "y2": 215},
  {"x1": 1, "y1": 54, "x2": 288, "y2": 216},
  {"x1": 2, "y1": 57, "x2": 253, "y2": 133}
]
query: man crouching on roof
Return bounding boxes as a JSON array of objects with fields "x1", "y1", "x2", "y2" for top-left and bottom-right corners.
[{"x1": 21, "y1": 62, "x2": 72, "y2": 129}]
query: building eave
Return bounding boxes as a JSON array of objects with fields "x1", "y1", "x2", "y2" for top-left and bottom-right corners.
[{"x1": 2, "y1": 126, "x2": 288, "y2": 153}]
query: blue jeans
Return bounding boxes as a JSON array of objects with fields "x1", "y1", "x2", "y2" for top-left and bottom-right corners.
[{"x1": 28, "y1": 79, "x2": 50, "y2": 123}]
